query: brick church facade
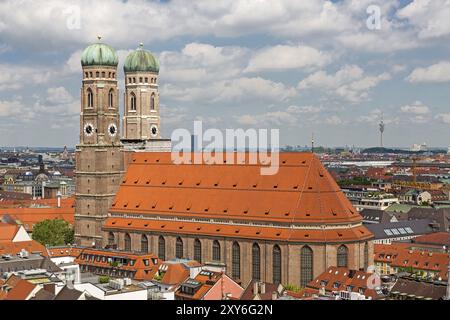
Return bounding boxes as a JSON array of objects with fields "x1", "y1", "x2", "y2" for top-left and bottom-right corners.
[{"x1": 75, "y1": 39, "x2": 373, "y2": 288}]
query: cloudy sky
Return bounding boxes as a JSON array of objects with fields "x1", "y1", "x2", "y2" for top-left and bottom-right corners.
[{"x1": 0, "y1": 0, "x2": 449, "y2": 148}]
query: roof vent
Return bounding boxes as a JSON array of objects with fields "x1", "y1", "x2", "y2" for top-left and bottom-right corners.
[
  {"x1": 253, "y1": 184, "x2": 257, "y2": 188},
  {"x1": 223, "y1": 209, "x2": 228, "y2": 213}
]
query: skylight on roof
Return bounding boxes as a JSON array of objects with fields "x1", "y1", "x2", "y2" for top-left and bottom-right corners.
[
  {"x1": 405, "y1": 227, "x2": 414, "y2": 234},
  {"x1": 391, "y1": 229, "x2": 400, "y2": 235},
  {"x1": 398, "y1": 228, "x2": 407, "y2": 235},
  {"x1": 384, "y1": 229, "x2": 393, "y2": 236}
]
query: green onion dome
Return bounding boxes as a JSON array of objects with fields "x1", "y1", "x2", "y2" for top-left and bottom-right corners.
[
  {"x1": 81, "y1": 36, "x2": 119, "y2": 67},
  {"x1": 124, "y1": 43, "x2": 159, "y2": 73}
]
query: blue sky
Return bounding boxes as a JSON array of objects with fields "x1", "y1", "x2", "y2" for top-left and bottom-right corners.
[{"x1": 0, "y1": 0, "x2": 449, "y2": 148}]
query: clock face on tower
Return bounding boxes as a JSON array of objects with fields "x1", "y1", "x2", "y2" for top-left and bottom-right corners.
[
  {"x1": 84, "y1": 123, "x2": 94, "y2": 137},
  {"x1": 108, "y1": 123, "x2": 117, "y2": 137}
]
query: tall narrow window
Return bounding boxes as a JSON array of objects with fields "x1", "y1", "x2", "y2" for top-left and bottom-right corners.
[
  {"x1": 108, "y1": 89, "x2": 114, "y2": 108},
  {"x1": 232, "y1": 242, "x2": 240, "y2": 279},
  {"x1": 141, "y1": 234, "x2": 149, "y2": 253},
  {"x1": 150, "y1": 93, "x2": 155, "y2": 110},
  {"x1": 252, "y1": 243, "x2": 261, "y2": 281},
  {"x1": 158, "y1": 236, "x2": 165, "y2": 260},
  {"x1": 212, "y1": 240, "x2": 221, "y2": 261},
  {"x1": 108, "y1": 232, "x2": 115, "y2": 246},
  {"x1": 87, "y1": 89, "x2": 93, "y2": 108},
  {"x1": 300, "y1": 246, "x2": 313, "y2": 287},
  {"x1": 194, "y1": 239, "x2": 202, "y2": 263},
  {"x1": 130, "y1": 92, "x2": 136, "y2": 111},
  {"x1": 124, "y1": 233, "x2": 131, "y2": 252},
  {"x1": 273, "y1": 245, "x2": 282, "y2": 284},
  {"x1": 176, "y1": 237, "x2": 183, "y2": 259},
  {"x1": 364, "y1": 242, "x2": 369, "y2": 271},
  {"x1": 337, "y1": 245, "x2": 348, "y2": 268}
]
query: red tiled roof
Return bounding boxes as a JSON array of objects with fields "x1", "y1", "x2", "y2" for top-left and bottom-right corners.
[
  {"x1": 306, "y1": 266, "x2": 383, "y2": 299},
  {"x1": 111, "y1": 152, "x2": 365, "y2": 225},
  {"x1": 0, "y1": 222, "x2": 19, "y2": 241},
  {"x1": 107, "y1": 152, "x2": 372, "y2": 243},
  {"x1": 0, "y1": 240, "x2": 47, "y2": 256},
  {"x1": 0, "y1": 206, "x2": 74, "y2": 231},
  {"x1": 74, "y1": 248, "x2": 161, "y2": 281},
  {"x1": 374, "y1": 243, "x2": 450, "y2": 280},
  {"x1": 0, "y1": 275, "x2": 37, "y2": 300},
  {"x1": 103, "y1": 217, "x2": 371, "y2": 243},
  {"x1": 158, "y1": 263, "x2": 190, "y2": 285},
  {"x1": 412, "y1": 232, "x2": 450, "y2": 247}
]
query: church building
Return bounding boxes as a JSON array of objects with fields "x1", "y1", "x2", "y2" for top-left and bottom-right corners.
[{"x1": 74, "y1": 39, "x2": 373, "y2": 288}]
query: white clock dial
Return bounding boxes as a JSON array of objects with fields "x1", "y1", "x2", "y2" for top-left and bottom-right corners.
[
  {"x1": 84, "y1": 123, "x2": 94, "y2": 137},
  {"x1": 108, "y1": 123, "x2": 117, "y2": 137}
]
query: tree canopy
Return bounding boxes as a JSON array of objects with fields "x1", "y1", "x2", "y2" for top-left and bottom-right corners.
[{"x1": 32, "y1": 219, "x2": 74, "y2": 246}]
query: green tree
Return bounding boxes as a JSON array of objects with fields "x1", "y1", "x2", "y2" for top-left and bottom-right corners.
[{"x1": 32, "y1": 219, "x2": 74, "y2": 246}]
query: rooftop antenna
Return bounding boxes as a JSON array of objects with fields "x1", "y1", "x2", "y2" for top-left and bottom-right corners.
[
  {"x1": 379, "y1": 114, "x2": 385, "y2": 148},
  {"x1": 97, "y1": 35, "x2": 102, "y2": 42}
]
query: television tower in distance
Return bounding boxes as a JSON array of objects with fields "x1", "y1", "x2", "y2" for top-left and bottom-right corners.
[{"x1": 379, "y1": 115, "x2": 385, "y2": 148}]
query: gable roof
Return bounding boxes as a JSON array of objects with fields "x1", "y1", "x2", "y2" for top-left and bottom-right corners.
[
  {"x1": 0, "y1": 275, "x2": 37, "y2": 300},
  {"x1": 111, "y1": 152, "x2": 364, "y2": 225},
  {"x1": 305, "y1": 266, "x2": 385, "y2": 300}
]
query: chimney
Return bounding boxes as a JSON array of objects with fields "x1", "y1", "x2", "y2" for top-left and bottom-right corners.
[
  {"x1": 271, "y1": 291, "x2": 278, "y2": 300},
  {"x1": 57, "y1": 191, "x2": 62, "y2": 208},
  {"x1": 253, "y1": 281, "x2": 259, "y2": 295},
  {"x1": 260, "y1": 282, "x2": 266, "y2": 295}
]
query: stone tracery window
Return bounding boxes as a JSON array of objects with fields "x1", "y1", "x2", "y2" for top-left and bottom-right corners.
[
  {"x1": 300, "y1": 246, "x2": 313, "y2": 287},
  {"x1": 212, "y1": 240, "x2": 221, "y2": 261},
  {"x1": 108, "y1": 89, "x2": 114, "y2": 108},
  {"x1": 87, "y1": 88, "x2": 93, "y2": 108},
  {"x1": 252, "y1": 243, "x2": 261, "y2": 281},
  {"x1": 130, "y1": 92, "x2": 136, "y2": 111},
  {"x1": 194, "y1": 239, "x2": 202, "y2": 263},
  {"x1": 158, "y1": 236, "x2": 165, "y2": 260},
  {"x1": 141, "y1": 234, "x2": 149, "y2": 253},
  {"x1": 176, "y1": 237, "x2": 183, "y2": 259},
  {"x1": 124, "y1": 233, "x2": 131, "y2": 251},
  {"x1": 337, "y1": 245, "x2": 348, "y2": 267},
  {"x1": 273, "y1": 245, "x2": 281, "y2": 284},
  {"x1": 232, "y1": 242, "x2": 240, "y2": 279}
]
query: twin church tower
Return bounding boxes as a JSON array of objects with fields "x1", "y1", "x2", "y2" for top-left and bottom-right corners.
[{"x1": 75, "y1": 37, "x2": 170, "y2": 247}]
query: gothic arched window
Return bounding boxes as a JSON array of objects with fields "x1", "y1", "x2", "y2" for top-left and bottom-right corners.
[
  {"x1": 300, "y1": 246, "x2": 313, "y2": 287},
  {"x1": 232, "y1": 242, "x2": 240, "y2": 279},
  {"x1": 273, "y1": 245, "x2": 282, "y2": 284},
  {"x1": 130, "y1": 92, "x2": 136, "y2": 111},
  {"x1": 252, "y1": 243, "x2": 261, "y2": 281},
  {"x1": 194, "y1": 239, "x2": 202, "y2": 263},
  {"x1": 108, "y1": 232, "x2": 115, "y2": 246},
  {"x1": 158, "y1": 236, "x2": 165, "y2": 260},
  {"x1": 337, "y1": 245, "x2": 348, "y2": 268},
  {"x1": 176, "y1": 237, "x2": 183, "y2": 259},
  {"x1": 150, "y1": 93, "x2": 155, "y2": 110},
  {"x1": 141, "y1": 234, "x2": 149, "y2": 253},
  {"x1": 108, "y1": 89, "x2": 114, "y2": 108},
  {"x1": 124, "y1": 233, "x2": 131, "y2": 252},
  {"x1": 212, "y1": 240, "x2": 221, "y2": 261},
  {"x1": 87, "y1": 89, "x2": 93, "y2": 108}
]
